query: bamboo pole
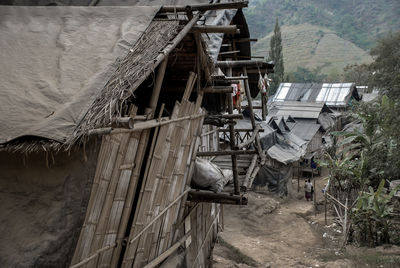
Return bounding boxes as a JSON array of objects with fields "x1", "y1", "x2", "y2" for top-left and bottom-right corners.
[
  {"x1": 197, "y1": 150, "x2": 257, "y2": 156},
  {"x1": 160, "y1": 1, "x2": 248, "y2": 12},
  {"x1": 237, "y1": 125, "x2": 261, "y2": 149},
  {"x1": 97, "y1": 133, "x2": 141, "y2": 266},
  {"x1": 87, "y1": 133, "x2": 131, "y2": 267},
  {"x1": 242, "y1": 154, "x2": 258, "y2": 190},
  {"x1": 187, "y1": 190, "x2": 247, "y2": 205},
  {"x1": 203, "y1": 86, "x2": 233, "y2": 94},
  {"x1": 125, "y1": 106, "x2": 181, "y2": 268},
  {"x1": 110, "y1": 117, "x2": 134, "y2": 129},
  {"x1": 154, "y1": 116, "x2": 193, "y2": 257},
  {"x1": 216, "y1": 60, "x2": 274, "y2": 68},
  {"x1": 71, "y1": 137, "x2": 111, "y2": 264},
  {"x1": 145, "y1": 101, "x2": 192, "y2": 264},
  {"x1": 143, "y1": 232, "x2": 191, "y2": 268},
  {"x1": 73, "y1": 136, "x2": 121, "y2": 264},
  {"x1": 191, "y1": 25, "x2": 239, "y2": 34},
  {"x1": 226, "y1": 67, "x2": 240, "y2": 195}
]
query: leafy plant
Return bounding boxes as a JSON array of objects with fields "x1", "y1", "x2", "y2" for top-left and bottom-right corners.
[{"x1": 352, "y1": 180, "x2": 400, "y2": 246}]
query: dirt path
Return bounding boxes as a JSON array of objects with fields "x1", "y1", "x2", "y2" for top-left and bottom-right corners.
[{"x1": 212, "y1": 177, "x2": 352, "y2": 268}]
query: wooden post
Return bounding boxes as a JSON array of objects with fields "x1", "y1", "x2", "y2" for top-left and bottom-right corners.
[
  {"x1": 227, "y1": 67, "x2": 240, "y2": 195},
  {"x1": 344, "y1": 197, "x2": 348, "y2": 236},
  {"x1": 146, "y1": 57, "x2": 168, "y2": 116},
  {"x1": 242, "y1": 67, "x2": 263, "y2": 154},
  {"x1": 261, "y1": 94, "x2": 266, "y2": 121},
  {"x1": 325, "y1": 193, "x2": 327, "y2": 225},
  {"x1": 313, "y1": 169, "x2": 316, "y2": 214},
  {"x1": 297, "y1": 165, "x2": 300, "y2": 193}
]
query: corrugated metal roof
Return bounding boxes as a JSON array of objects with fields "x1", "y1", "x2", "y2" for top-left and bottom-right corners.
[
  {"x1": 273, "y1": 83, "x2": 356, "y2": 107},
  {"x1": 290, "y1": 122, "x2": 320, "y2": 141},
  {"x1": 269, "y1": 101, "x2": 325, "y2": 119}
]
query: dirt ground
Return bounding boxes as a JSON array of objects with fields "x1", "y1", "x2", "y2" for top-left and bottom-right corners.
[{"x1": 211, "y1": 174, "x2": 400, "y2": 268}]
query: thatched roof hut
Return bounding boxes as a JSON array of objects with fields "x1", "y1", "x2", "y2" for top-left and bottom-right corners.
[{"x1": 0, "y1": 4, "x2": 221, "y2": 267}]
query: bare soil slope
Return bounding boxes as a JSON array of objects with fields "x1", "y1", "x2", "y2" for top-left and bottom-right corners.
[{"x1": 212, "y1": 176, "x2": 400, "y2": 268}]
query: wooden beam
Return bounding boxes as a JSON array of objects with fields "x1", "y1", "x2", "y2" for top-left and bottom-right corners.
[
  {"x1": 160, "y1": 1, "x2": 249, "y2": 12},
  {"x1": 206, "y1": 114, "x2": 243, "y2": 120},
  {"x1": 219, "y1": 128, "x2": 264, "y2": 132},
  {"x1": 146, "y1": 57, "x2": 168, "y2": 117},
  {"x1": 143, "y1": 232, "x2": 191, "y2": 268},
  {"x1": 216, "y1": 60, "x2": 274, "y2": 68},
  {"x1": 227, "y1": 66, "x2": 240, "y2": 195},
  {"x1": 236, "y1": 55, "x2": 265, "y2": 59},
  {"x1": 191, "y1": 25, "x2": 239, "y2": 34},
  {"x1": 241, "y1": 105, "x2": 262, "y2": 109},
  {"x1": 219, "y1": 50, "x2": 240, "y2": 55},
  {"x1": 197, "y1": 150, "x2": 257, "y2": 157},
  {"x1": 237, "y1": 125, "x2": 262, "y2": 149},
  {"x1": 222, "y1": 76, "x2": 248, "y2": 80},
  {"x1": 243, "y1": 67, "x2": 264, "y2": 155},
  {"x1": 110, "y1": 117, "x2": 134, "y2": 129},
  {"x1": 188, "y1": 190, "x2": 248, "y2": 205},
  {"x1": 246, "y1": 68, "x2": 274, "y2": 74},
  {"x1": 233, "y1": 38, "x2": 258, "y2": 43},
  {"x1": 203, "y1": 86, "x2": 233, "y2": 94},
  {"x1": 242, "y1": 154, "x2": 258, "y2": 191}
]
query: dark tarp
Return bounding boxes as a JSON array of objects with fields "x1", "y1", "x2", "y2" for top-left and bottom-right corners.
[{"x1": 253, "y1": 165, "x2": 293, "y2": 196}]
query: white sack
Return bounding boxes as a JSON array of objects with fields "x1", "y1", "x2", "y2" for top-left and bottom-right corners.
[{"x1": 192, "y1": 158, "x2": 231, "y2": 193}]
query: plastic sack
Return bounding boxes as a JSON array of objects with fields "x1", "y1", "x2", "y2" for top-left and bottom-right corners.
[{"x1": 192, "y1": 158, "x2": 232, "y2": 193}]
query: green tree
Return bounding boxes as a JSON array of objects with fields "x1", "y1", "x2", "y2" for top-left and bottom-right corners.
[
  {"x1": 268, "y1": 19, "x2": 285, "y2": 95},
  {"x1": 323, "y1": 32, "x2": 400, "y2": 246}
]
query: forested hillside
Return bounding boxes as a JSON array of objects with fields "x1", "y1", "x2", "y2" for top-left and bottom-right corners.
[
  {"x1": 245, "y1": 0, "x2": 400, "y2": 50},
  {"x1": 252, "y1": 24, "x2": 373, "y2": 77}
]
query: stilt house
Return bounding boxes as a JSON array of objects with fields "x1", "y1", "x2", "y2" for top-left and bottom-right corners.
[{"x1": 0, "y1": 1, "x2": 275, "y2": 267}]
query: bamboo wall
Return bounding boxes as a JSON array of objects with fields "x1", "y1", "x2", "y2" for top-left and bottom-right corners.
[{"x1": 70, "y1": 89, "x2": 222, "y2": 267}]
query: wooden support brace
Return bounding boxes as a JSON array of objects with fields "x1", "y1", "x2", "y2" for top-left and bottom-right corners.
[
  {"x1": 197, "y1": 150, "x2": 257, "y2": 157},
  {"x1": 219, "y1": 50, "x2": 241, "y2": 55},
  {"x1": 216, "y1": 60, "x2": 274, "y2": 68},
  {"x1": 110, "y1": 117, "x2": 134, "y2": 129},
  {"x1": 203, "y1": 86, "x2": 233, "y2": 94},
  {"x1": 206, "y1": 114, "x2": 243, "y2": 120},
  {"x1": 219, "y1": 128, "x2": 264, "y2": 133},
  {"x1": 233, "y1": 38, "x2": 258, "y2": 43},
  {"x1": 187, "y1": 190, "x2": 248, "y2": 205},
  {"x1": 237, "y1": 125, "x2": 262, "y2": 149},
  {"x1": 191, "y1": 25, "x2": 239, "y2": 34},
  {"x1": 160, "y1": 1, "x2": 248, "y2": 12}
]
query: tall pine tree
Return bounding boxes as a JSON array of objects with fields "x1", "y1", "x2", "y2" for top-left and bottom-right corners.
[{"x1": 269, "y1": 19, "x2": 284, "y2": 95}]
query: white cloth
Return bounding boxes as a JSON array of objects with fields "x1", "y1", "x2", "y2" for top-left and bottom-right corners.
[{"x1": 305, "y1": 182, "x2": 313, "y2": 193}]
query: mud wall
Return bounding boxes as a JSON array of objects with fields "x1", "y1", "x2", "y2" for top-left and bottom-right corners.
[{"x1": 0, "y1": 140, "x2": 100, "y2": 267}]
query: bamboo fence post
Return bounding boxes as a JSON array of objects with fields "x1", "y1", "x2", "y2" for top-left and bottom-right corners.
[
  {"x1": 325, "y1": 193, "x2": 327, "y2": 225},
  {"x1": 344, "y1": 197, "x2": 348, "y2": 236}
]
